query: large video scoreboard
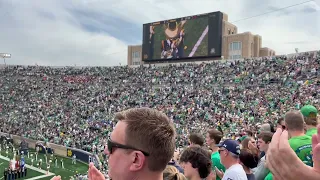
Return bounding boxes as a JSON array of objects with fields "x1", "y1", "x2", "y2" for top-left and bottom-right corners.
[{"x1": 142, "y1": 11, "x2": 223, "y2": 61}]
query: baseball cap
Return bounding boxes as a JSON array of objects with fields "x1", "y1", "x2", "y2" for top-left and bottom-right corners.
[
  {"x1": 217, "y1": 139, "x2": 241, "y2": 155},
  {"x1": 300, "y1": 105, "x2": 318, "y2": 117}
]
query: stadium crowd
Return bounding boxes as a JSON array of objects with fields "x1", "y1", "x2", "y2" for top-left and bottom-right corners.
[{"x1": 0, "y1": 50, "x2": 320, "y2": 180}]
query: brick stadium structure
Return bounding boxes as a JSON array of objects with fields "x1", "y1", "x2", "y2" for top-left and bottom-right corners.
[{"x1": 127, "y1": 12, "x2": 275, "y2": 65}]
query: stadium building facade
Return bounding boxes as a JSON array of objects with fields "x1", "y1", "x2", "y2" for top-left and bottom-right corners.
[{"x1": 127, "y1": 12, "x2": 275, "y2": 65}]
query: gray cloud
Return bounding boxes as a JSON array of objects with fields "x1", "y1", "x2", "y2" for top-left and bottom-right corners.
[
  {"x1": 301, "y1": 6, "x2": 318, "y2": 13},
  {"x1": 37, "y1": 11, "x2": 57, "y2": 21},
  {"x1": 0, "y1": 0, "x2": 319, "y2": 66},
  {"x1": 66, "y1": 9, "x2": 142, "y2": 44}
]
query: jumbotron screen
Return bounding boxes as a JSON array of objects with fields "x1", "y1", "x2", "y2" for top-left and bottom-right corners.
[{"x1": 142, "y1": 12, "x2": 223, "y2": 61}]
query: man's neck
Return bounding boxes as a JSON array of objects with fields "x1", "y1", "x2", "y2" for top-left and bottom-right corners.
[
  {"x1": 224, "y1": 160, "x2": 239, "y2": 169},
  {"x1": 210, "y1": 146, "x2": 219, "y2": 153},
  {"x1": 264, "y1": 147, "x2": 268, "y2": 154},
  {"x1": 133, "y1": 172, "x2": 163, "y2": 180},
  {"x1": 190, "y1": 174, "x2": 202, "y2": 180},
  {"x1": 289, "y1": 131, "x2": 305, "y2": 138},
  {"x1": 242, "y1": 165, "x2": 251, "y2": 174}
]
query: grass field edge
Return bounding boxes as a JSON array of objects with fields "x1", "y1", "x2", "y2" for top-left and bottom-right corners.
[{"x1": 0, "y1": 154, "x2": 55, "y2": 178}]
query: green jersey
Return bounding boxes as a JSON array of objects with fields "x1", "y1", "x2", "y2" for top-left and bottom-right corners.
[
  {"x1": 306, "y1": 128, "x2": 317, "y2": 137},
  {"x1": 264, "y1": 172, "x2": 273, "y2": 180},
  {"x1": 289, "y1": 135, "x2": 313, "y2": 166},
  {"x1": 211, "y1": 151, "x2": 225, "y2": 180},
  {"x1": 264, "y1": 135, "x2": 312, "y2": 180}
]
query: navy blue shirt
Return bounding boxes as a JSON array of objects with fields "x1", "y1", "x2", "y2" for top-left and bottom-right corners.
[{"x1": 168, "y1": 160, "x2": 184, "y2": 173}]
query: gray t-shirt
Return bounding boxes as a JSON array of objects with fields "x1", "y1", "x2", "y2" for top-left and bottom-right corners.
[
  {"x1": 246, "y1": 173, "x2": 255, "y2": 180},
  {"x1": 253, "y1": 155, "x2": 270, "y2": 180},
  {"x1": 222, "y1": 164, "x2": 247, "y2": 180}
]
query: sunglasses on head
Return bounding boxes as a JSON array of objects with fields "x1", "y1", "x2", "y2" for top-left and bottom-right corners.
[{"x1": 107, "y1": 138, "x2": 150, "y2": 156}]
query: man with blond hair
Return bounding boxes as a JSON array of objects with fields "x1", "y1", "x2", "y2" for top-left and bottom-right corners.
[{"x1": 51, "y1": 108, "x2": 176, "y2": 180}]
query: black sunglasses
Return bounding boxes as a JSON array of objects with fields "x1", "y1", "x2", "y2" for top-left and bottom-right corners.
[
  {"x1": 218, "y1": 149, "x2": 226, "y2": 154},
  {"x1": 107, "y1": 138, "x2": 150, "y2": 156}
]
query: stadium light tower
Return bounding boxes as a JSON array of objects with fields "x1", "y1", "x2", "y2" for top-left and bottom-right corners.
[{"x1": 0, "y1": 53, "x2": 11, "y2": 65}]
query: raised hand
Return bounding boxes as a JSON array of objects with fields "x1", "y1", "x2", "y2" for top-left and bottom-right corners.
[
  {"x1": 88, "y1": 162, "x2": 105, "y2": 180},
  {"x1": 312, "y1": 124, "x2": 320, "y2": 172},
  {"x1": 207, "y1": 170, "x2": 217, "y2": 180},
  {"x1": 50, "y1": 176, "x2": 61, "y2": 180},
  {"x1": 215, "y1": 167, "x2": 224, "y2": 179},
  {"x1": 267, "y1": 125, "x2": 320, "y2": 180}
]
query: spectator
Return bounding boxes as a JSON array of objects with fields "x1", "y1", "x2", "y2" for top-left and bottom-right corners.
[
  {"x1": 259, "y1": 124, "x2": 271, "y2": 133},
  {"x1": 241, "y1": 137, "x2": 255, "y2": 150},
  {"x1": 217, "y1": 139, "x2": 247, "y2": 180},
  {"x1": 206, "y1": 128, "x2": 225, "y2": 180},
  {"x1": 189, "y1": 133, "x2": 205, "y2": 147},
  {"x1": 265, "y1": 110, "x2": 313, "y2": 180},
  {"x1": 1, "y1": 51, "x2": 319, "y2": 178},
  {"x1": 74, "y1": 108, "x2": 176, "y2": 180},
  {"x1": 254, "y1": 132, "x2": 273, "y2": 180},
  {"x1": 179, "y1": 146, "x2": 212, "y2": 180},
  {"x1": 300, "y1": 105, "x2": 318, "y2": 136},
  {"x1": 276, "y1": 117, "x2": 285, "y2": 130},
  {"x1": 266, "y1": 125, "x2": 320, "y2": 180},
  {"x1": 237, "y1": 135, "x2": 247, "y2": 144},
  {"x1": 168, "y1": 149, "x2": 184, "y2": 173},
  {"x1": 245, "y1": 130, "x2": 254, "y2": 138},
  {"x1": 163, "y1": 165, "x2": 187, "y2": 180},
  {"x1": 285, "y1": 111, "x2": 313, "y2": 166},
  {"x1": 259, "y1": 122, "x2": 274, "y2": 159},
  {"x1": 239, "y1": 148, "x2": 259, "y2": 180}
]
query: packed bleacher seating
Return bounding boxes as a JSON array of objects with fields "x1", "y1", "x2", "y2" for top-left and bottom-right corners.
[{"x1": 0, "y1": 51, "x2": 319, "y2": 180}]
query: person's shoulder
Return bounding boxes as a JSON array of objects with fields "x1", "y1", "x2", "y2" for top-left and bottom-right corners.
[
  {"x1": 222, "y1": 173, "x2": 247, "y2": 180},
  {"x1": 223, "y1": 164, "x2": 247, "y2": 180},
  {"x1": 306, "y1": 128, "x2": 317, "y2": 136},
  {"x1": 289, "y1": 135, "x2": 312, "y2": 146},
  {"x1": 260, "y1": 155, "x2": 266, "y2": 162},
  {"x1": 290, "y1": 135, "x2": 312, "y2": 141},
  {"x1": 211, "y1": 152, "x2": 220, "y2": 160},
  {"x1": 246, "y1": 173, "x2": 256, "y2": 180}
]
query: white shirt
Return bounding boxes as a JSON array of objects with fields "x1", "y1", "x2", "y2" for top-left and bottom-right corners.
[{"x1": 222, "y1": 164, "x2": 247, "y2": 180}]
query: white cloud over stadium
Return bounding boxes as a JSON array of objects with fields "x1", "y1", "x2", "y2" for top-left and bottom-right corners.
[{"x1": 0, "y1": 0, "x2": 319, "y2": 66}]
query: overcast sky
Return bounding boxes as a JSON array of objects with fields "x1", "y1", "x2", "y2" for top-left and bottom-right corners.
[{"x1": 0, "y1": 0, "x2": 319, "y2": 66}]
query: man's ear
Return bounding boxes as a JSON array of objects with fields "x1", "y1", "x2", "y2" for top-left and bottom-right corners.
[{"x1": 129, "y1": 151, "x2": 146, "y2": 172}]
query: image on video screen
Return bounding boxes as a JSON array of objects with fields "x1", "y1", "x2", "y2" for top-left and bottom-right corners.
[{"x1": 149, "y1": 16, "x2": 208, "y2": 60}]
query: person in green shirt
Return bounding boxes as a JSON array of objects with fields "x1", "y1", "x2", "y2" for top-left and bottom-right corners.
[
  {"x1": 300, "y1": 105, "x2": 318, "y2": 137},
  {"x1": 264, "y1": 172, "x2": 272, "y2": 180},
  {"x1": 265, "y1": 111, "x2": 313, "y2": 180},
  {"x1": 286, "y1": 110, "x2": 313, "y2": 166},
  {"x1": 206, "y1": 128, "x2": 225, "y2": 180}
]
